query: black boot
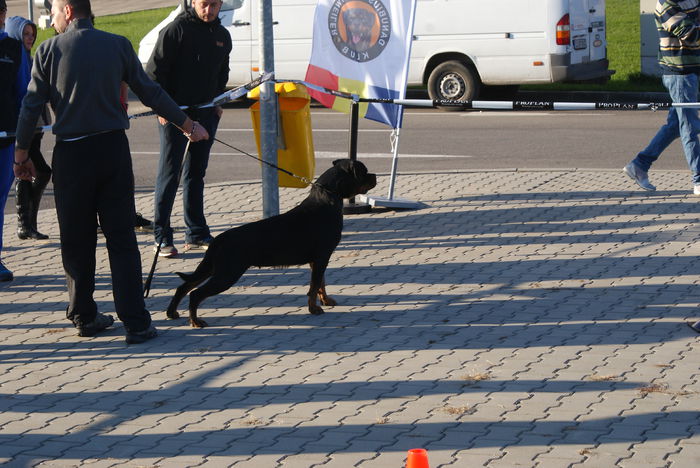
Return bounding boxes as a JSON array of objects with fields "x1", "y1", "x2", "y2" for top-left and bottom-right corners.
[
  {"x1": 15, "y1": 179, "x2": 35, "y2": 240},
  {"x1": 29, "y1": 171, "x2": 50, "y2": 240}
]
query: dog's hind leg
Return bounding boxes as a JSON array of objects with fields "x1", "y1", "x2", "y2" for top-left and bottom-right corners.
[
  {"x1": 187, "y1": 269, "x2": 245, "y2": 328},
  {"x1": 166, "y1": 279, "x2": 201, "y2": 320},
  {"x1": 167, "y1": 254, "x2": 216, "y2": 320}
]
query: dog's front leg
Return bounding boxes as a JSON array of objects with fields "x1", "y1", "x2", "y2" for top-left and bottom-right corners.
[
  {"x1": 308, "y1": 261, "x2": 329, "y2": 315},
  {"x1": 317, "y1": 276, "x2": 337, "y2": 307}
]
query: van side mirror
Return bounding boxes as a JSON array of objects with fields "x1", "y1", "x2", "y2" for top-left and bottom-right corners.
[
  {"x1": 221, "y1": 0, "x2": 244, "y2": 11},
  {"x1": 33, "y1": 0, "x2": 51, "y2": 12}
]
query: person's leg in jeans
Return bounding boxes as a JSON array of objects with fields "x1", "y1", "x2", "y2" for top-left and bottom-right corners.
[
  {"x1": 634, "y1": 106, "x2": 679, "y2": 172},
  {"x1": 52, "y1": 140, "x2": 100, "y2": 327},
  {"x1": 183, "y1": 111, "x2": 219, "y2": 244},
  {"x1": 0, "y1": 144, "x2": 15, "y2": 279},
  {"x1": 670, "y1": 73, "x2": 700, "y2": 185},
  {"x1": 153, "y1": 122, "x2": 187, "y2": 246},
  {"x1": 96, "y1": 131, "x2": 151, "y2": 333},
  {"x1": 633, "y1": 74, "x2": 684, "y2": 172}
]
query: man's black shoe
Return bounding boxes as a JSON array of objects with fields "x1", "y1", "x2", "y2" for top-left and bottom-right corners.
[
  {"x1": 77, "y1": 313, "x2": 115, "y2": 337},
  {"x1": 134, "y1": 213, "x2": 154, "y2": 232},
  {"x1": 125, "y1": 325, "x2": 158, "y2": 344}
]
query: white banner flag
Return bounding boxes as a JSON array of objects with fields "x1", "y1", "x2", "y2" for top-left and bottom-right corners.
[{"x1": 305, "y1": 0, "x2": 417, "y2": 128}]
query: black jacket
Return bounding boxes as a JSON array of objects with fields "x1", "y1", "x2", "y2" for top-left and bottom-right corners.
[
  {"x1": 146, "y1": 8, "x2": 232, "y2": 108},
  {"x1": 0, "y1": 35, "x2": 22, "y2": 147}
]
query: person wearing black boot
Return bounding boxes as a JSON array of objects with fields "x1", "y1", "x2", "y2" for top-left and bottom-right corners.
[
  {"x1": 14, "y1": 116, "x2": 51, "y2": 240},
  {"x1": 0, "y1": 0, "x2": 26, "y2": 282},
  {"x1": 6, "y1": 16, "x2": 52, "y2": 241}
]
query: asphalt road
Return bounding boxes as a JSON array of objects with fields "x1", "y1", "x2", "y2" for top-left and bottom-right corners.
[
  {"x1": 3, "y1": 102, "x2": 689, "y2": 215},
  {"x1": 124, "y1": 101, "x2": 687, "y2": 183}
]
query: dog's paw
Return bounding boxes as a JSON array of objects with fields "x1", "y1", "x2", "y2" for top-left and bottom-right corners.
[
  {"x1": 308, "y1": 305, "x2": 325, "y2": 315},
  {"x1": 320, "y1": 296, "x2": 337, "y2": 307},
  {"x1": 166, "y1": 309, "x2": 180, "y2": 320},
  {"x1": 189, "y1": 317, "x2": 209, "y2": 328}
]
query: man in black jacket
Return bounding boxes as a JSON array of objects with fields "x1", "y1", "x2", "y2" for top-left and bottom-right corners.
[{"x1": 146, "y1": 0, "x2": 232, "y2": 258}]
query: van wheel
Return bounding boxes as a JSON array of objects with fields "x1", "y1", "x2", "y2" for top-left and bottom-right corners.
[{"x1": 427, "y1": 60, "x2": 480, "y2": 111}]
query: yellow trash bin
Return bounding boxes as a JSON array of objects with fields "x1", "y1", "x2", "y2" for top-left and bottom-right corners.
[{"x1": 249, "y1": 82, "x2": 315, "y2": 188}]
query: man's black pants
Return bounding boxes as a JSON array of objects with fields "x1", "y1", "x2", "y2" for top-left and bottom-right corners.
[{"x1": 52, "y1": 130, "x2": 151, "y2": 332}]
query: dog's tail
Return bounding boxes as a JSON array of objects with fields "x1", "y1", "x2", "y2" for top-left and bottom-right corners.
[
  {"x1": 176, "y1": 271, "x2": 199, "y2": 282},
  {"x1": 176, "y1": 250, "x2": 216, "y2": 285}
]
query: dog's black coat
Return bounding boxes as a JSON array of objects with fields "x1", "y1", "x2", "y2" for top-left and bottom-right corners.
[{"x1": 166, "y1": 159, "x2": 377, "y2": 327}]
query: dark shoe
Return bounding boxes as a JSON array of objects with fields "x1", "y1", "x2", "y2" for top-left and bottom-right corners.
[
  {"x1": 183, "y1": 236, "x2": 214, "y2": 252},
  {"x1": 154, "y1": 242, "x2": 178, "y2": 258},
  {"x1": 134, "y1": 212, "x2": 154, "y2": 232},
  {"x1": 77, "y1": 313, "x2": 115, "y2": 337},
  {"x1": 125, "y1": 325, "x2": 158, "y2": 344},
  {"x1": 623, "y1": 162, "x2": 656, "y2": 191},
  {"x1": 17, "y1": 226, "x2": 48, "y2": 240},
  {"x1": 0, "y1": 261, "x2": 13, "y2": 282}
]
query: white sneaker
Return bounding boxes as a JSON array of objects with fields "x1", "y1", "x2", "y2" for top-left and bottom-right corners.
[
  {"x1": 623, "y1": 162, "x2": 656, "y2": 191},
  {"x1": 694, "y1": 184, "x2": 700, "y2": 195}
]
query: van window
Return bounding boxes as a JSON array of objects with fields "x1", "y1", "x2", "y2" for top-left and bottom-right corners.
[{"x1": 222, "y1": 0, "x2": 243, "y2": 11}]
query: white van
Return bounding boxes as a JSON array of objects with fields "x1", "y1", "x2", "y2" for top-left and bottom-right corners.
[{"x1": 138, "y1": 0, "x2": 612, "y2": 101}]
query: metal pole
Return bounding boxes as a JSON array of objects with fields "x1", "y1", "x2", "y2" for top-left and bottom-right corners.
[
  {"x1": 27, "y1": 0, "x2": 34, "y2": 23},
  {"x1": 259, "y1": 0, "x2": 279, "y2": 217},
  {"x1": 388, "y1": 128, "x2": 401, "y2": 199},
  {"x1": 348, "y1": 100, "x2": 359, "y2": 204},
  {"x1": 342, "y1": 100, "x2": 371, "y2": 214}
]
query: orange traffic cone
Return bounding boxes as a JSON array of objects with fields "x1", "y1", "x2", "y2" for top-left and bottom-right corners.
[{"x1": 406, "y1": 448, "x2": 430, "y2": 468}]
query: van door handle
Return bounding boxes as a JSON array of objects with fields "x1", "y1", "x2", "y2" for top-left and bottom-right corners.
[
  {"x1": 589, "y1": 8, "x2": 596, "y2": 13},
  {"x1": 233, "y1": 20, "x2": 250, "y2": 26}
]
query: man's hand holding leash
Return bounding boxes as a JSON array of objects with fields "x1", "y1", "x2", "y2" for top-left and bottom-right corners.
[
  {"x1": 159, "y1": 116, "x2": 210, "y2": 142},
  {"x1": 13, "y1": 147, "x2": 36, "y2": 181}
]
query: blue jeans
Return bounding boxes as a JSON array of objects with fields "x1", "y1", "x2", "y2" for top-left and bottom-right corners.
[
  {"x1": 153, "y1": 110, "x2": 219, "y2": 245},
  {"x1": 634, "y1": 73, "x2": 700, "y2": 184},
  {"x1": 0, "y1": 143, "x2": 16, "y2": 256}
]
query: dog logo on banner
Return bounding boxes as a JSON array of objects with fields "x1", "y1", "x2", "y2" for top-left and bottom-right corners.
[{"x1": 328, "y1": 0, "x2": 391, "y2": 62}]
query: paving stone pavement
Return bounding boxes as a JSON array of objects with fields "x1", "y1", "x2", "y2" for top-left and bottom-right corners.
[{"x1": 1, "y1": 168, "x2": 699, "y2": 467}]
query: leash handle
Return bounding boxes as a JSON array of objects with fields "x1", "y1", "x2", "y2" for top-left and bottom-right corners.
[{"x1": 143, "y1": 242, "x2": 160, "y2": 298}]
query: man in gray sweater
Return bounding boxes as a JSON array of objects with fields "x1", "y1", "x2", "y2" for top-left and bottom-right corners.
[{"x1": 13, "y1": 0, "x2": 209, "y2": 344}]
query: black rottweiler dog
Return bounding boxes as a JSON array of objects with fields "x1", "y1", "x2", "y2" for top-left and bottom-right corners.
[{"x1": 166, "y1": 159, "x2": 377, "y2": 328}]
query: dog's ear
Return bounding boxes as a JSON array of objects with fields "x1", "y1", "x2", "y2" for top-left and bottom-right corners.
[
  {"x1": 333, "y1": 159, "x2": 367, "y2": 180},
  {"x1": 332, "y1": 159, "x2": 354, "y2": 172}
]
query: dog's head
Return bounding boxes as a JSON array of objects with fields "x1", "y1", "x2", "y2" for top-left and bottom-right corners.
[
  {"x1": 342, "y1": 7, "x2": 376, "y2": 52},
  {"x1": 316, "y1": 159, "x2": 377, "y2": 199}
]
